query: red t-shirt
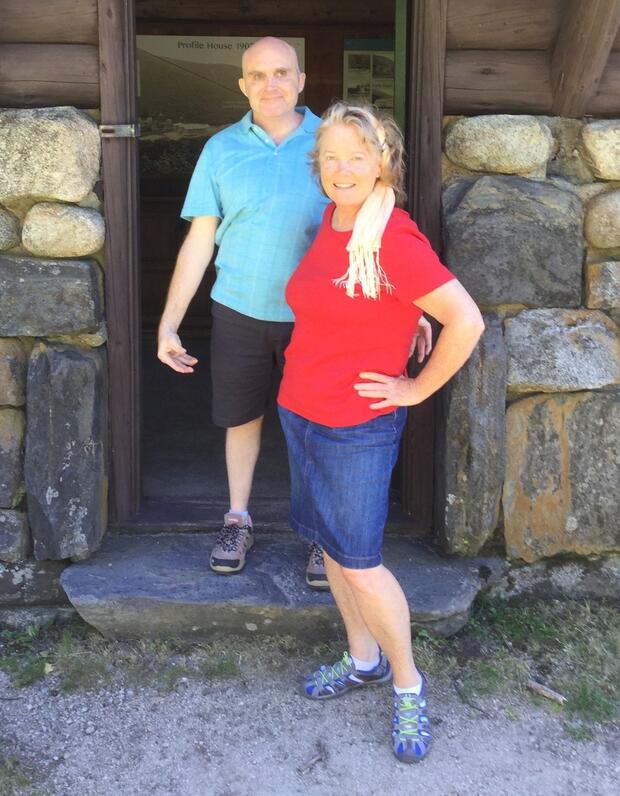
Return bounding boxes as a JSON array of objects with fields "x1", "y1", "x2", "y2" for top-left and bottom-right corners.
[{"x1": 277, "y1": 204, "x2": 455, "y2": 427}]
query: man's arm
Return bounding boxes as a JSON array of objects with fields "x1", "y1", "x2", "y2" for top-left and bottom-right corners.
[{"x1": 157, "y1": 215, "x2": 219, "y2": 373}]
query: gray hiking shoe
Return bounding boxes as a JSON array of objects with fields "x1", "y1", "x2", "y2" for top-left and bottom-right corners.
[
  {"x1": 392, "y1": 674, "x2": 432, "y2": 763},
  {"x1": 305, "y1": 543, "x2": 329, "y2": 590},
  {"x1": 303, "y1": 651, "x2": 392, "y2": 699},
  {"x1": 210, "y1": 512, "x2": 254, "y2": 574}
]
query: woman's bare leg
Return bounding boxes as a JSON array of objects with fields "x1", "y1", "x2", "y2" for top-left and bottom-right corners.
[{"x1": 324, "y1": 551, "x2": 421, "y2": 688}]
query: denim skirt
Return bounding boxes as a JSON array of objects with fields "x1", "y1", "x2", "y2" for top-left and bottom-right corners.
[{"x1": 278, "y1": 405, "x2": 407, "y2": 569}]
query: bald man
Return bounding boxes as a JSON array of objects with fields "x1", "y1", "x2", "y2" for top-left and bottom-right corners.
[{"x1": 157, "y1": 37, "x2": 330, "y2": 586}]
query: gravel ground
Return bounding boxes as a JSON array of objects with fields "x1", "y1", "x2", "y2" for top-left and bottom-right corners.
[{"x1": 2, "y1": 660, "x2": 619, "y2": 796}]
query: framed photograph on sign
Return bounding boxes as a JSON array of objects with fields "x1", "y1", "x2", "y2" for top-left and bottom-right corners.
[{"x1": 343, "y1": 39, "x2": 394, "y2": 115}]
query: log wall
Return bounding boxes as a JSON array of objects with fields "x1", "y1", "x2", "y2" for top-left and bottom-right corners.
[
  {"x1": 0, "y1": 0, "x2": 99, "y2": 107},
  {"x1": 444, "y1": 0, "x2": 620, "y2": 116},
  {"x1": 1, "y1": 0, "x2": 619, "y2": 114}
]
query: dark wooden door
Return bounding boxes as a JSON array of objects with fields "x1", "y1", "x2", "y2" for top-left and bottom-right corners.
[{"x1": 101, "y1": 0, "x2": 445, "y2": 530}]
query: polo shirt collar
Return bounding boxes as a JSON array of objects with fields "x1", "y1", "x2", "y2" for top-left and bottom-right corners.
[{"x1": 241, "y1": 106, "x2": 318, "y2": 144}]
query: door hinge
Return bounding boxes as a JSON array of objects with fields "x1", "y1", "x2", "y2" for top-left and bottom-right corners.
[{"x1": 99, "y1": 123, "x2": 140, "y2": 138}]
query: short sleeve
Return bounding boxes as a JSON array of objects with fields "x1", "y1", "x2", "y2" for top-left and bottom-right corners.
[
  {"x1": 180, "y1": 140, "x2": 222, "y2": 221},
  {"x1": 380, "y1": 213, "x2": 455, "y2": 305}
]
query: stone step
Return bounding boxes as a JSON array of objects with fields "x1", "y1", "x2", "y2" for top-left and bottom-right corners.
[{"x1": 60, "y1": 533, "x2": 505, "y2": 639}]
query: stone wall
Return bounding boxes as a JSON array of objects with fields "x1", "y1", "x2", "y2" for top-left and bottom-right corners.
[
  {"x1": 1, "y1": 105, "x2": 618, "y2": 608},
  {"x1": 0, "y1": 107, "x2": 107, "y2": 608},
  {"x1": 438, "y1": 115, "x2": 620, "y2": 572}
]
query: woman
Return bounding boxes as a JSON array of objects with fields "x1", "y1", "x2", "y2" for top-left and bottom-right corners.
[{"x1": 277, "y1": 102, "x2": 484, "y2": 764}]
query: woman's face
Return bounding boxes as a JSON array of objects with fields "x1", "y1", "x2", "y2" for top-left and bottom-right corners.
[{"x1": 318, "y1": 123, "x2": 382, "y2": 212}]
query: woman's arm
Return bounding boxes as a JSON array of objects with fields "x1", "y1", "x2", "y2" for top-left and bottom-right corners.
[{"x1": 354, "y1": 280, "x2": 484, "y2": 409}]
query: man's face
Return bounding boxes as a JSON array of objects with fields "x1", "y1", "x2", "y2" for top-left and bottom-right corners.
[{"x1": 239, "y1": 41, "x2": 306, "y2": 121}]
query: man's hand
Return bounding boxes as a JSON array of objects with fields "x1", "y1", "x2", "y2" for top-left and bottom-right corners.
[
  {"x1": 157, "y1": 329, "x2": 198, "y2": 374},
  {"x1": 353, "y1": 373, "x2": 423, "y2": 410},
  {"x1": 409, "y1": 316, "x2": 432, "y2": 362}
]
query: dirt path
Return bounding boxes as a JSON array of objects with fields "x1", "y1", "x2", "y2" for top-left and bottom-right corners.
[{"x1": 2, "y1": 661, "x2": 618, "y2": 795}]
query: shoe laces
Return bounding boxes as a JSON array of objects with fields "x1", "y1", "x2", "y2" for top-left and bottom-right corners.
[
  {"x1": 309, "y1": 543, "x2": 324, "y2": 567},
  {"x1": 394, "y1": 693, "x2": 425, "y2": 738},
  {"x1": 216, "y1": 523, "x2": 248, "y2": 553},
  {"x1": 312, "y1": 651, "x2": 354, "y2": 686}
]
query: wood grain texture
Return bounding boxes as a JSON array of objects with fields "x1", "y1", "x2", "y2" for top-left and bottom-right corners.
[
  {"x1": 0, "y1": 43, "x2": 99, "y2": 106},
  {"x1": 447, "y1": 0, "x2": 566, "y2": 50},
  {"x1": 135, "y1": 0, "x2": 394, "y2": 24},
  {"x1": 551, "y1": 0, "x2": 620, "y2": 116},
  {"x1": 403, "y1": 0, "x2": 448, "y2": 528},
  {"x1": 445, "y1": 50, "x2": 552, "y2": 113},
  {"x1": 98, "y1": 0, "x2": 142, "y2": 521},
  {"x1": 0, "y1": 0, "x2": 98, "y2": 44},
  {"x1": 588, "y1": 51, "x2": 620, "y2": 114}
]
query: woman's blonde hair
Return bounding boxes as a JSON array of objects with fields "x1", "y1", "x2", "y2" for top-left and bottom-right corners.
[{"x1": 310, "y1": 101, "x2": 406, "y2": 203}]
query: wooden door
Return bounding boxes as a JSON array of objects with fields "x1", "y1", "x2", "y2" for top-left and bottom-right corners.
[{"x1": 101, "y1": 0, "x2": 445, "y2": 529}]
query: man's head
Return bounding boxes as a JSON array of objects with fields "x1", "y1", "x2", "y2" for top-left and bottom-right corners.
[{"x1": 239, "y1": 37, "x2": 305, "y2": 123}]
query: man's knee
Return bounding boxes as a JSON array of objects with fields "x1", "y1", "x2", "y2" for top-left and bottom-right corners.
[{"x1": 226, "y1": 415, "x2": 264, "y2": 433}]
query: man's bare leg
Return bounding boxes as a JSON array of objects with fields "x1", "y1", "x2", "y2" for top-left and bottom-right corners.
[{"x1": 226, "y1": 416, "x2": 263, "y2": 511}]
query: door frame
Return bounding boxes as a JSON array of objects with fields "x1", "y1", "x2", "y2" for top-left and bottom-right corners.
[
  {"x1": 99, "y1": 0, "x2": 447, "y2": 527},
  {"x1": 98, "y1": 0, "x2": 141, "y2": 523}
]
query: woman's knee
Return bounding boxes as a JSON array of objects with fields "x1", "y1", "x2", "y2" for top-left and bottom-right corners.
[{"x1": 341, "y1": 564, "x2": 383, "y2": 594}]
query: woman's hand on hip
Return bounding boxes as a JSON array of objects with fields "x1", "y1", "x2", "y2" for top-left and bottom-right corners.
[{"x1": 354, "y1": 373, "x2": 422, "y2": 409}]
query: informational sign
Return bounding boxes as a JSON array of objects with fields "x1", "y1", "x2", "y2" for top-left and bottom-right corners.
[
  {"x1": 136, "y1": 35, "x2": 306, "y2": 176},
  {"x1": 137, "y1": 36, "x2": 305, "y2": 128},
  {"x1": 343, "y1": 39, "x2": 394, "y2": 115}
]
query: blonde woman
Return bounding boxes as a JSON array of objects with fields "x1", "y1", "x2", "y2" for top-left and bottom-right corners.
[{"x1": 277, "y1": 102, "x2": 484, "y2": 763}]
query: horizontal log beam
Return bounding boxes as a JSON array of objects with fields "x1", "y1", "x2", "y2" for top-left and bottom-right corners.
[
  {"x1": 588, "y1": 52, "x2": 620, "y2": 115},
  {"x1": 551, "y1": 0, "x2": 620, "y2": 117},
  {"x1": 444, "y1": 51, "x2": 552, "y2": 114},
  {"x1": 447, "y1": 0, "x2": 564, "y2": 50},
  {"x1": 0, "y1": 44, "x2": 99, "y2": 107},
  {"x1": 0, "y1": 0, "x2": 98, "y2": 44},
  {"x1": 136, "y1": 0, "x2": 394, "y2": 25}
]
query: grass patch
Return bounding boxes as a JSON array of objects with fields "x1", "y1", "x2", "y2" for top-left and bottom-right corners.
[
  {"x1": 0, "y1": 618, "x2": 249, "y2": 694},
  {"x1": 563, "y1": 723, "x2": 594, "y2": 742},
  {"x1": 1, "y1": 597, "x2": 617, "y2": 730},
  {"x1": 469, "y1": 596, "x2": 558, "y2": 648},
  {"x1": 451, "y1": 596, "x2": 619, "y2": 723},
  {"x1": 458, "y1": 652, "x2": 528, "y2": 700},
  {"x1": 0, "y1": 624, "x2": 51, "y2": 688},
  {"x1": 412, "y1": 630, "x2": 458, "y2": 683},
  {"x1": 564, "y1": 681, "x2": 616, "y2": 723},
  {"x1": 0, "y1": 755, "x2": 32, "y2": 795}
]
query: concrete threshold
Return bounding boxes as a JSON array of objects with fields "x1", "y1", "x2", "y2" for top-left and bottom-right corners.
[{"x1": 61, "y1": 533, "x2": 505, "y2": 639}]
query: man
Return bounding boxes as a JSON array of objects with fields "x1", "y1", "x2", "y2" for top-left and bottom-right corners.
[{"x1": 157, "y1": 37, "x2": 330, "y2": 586}]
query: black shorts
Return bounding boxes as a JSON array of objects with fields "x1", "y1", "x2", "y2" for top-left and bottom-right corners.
[{"x1": 210, "y1": 301, "x2": 294, "y2": 428}]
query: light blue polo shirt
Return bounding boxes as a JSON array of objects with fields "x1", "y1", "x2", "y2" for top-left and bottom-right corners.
[{"x1": 181, "y1": 107, "x2": 329, "y2": 322}]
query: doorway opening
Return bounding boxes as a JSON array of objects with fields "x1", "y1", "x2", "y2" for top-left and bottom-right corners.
[{"x1": 134, "y1": 1, "x2": 410, "y2": 529}]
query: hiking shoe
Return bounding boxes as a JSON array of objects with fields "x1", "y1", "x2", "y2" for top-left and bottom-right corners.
[
  {"x1": 209, "y1": 512, "x2": 254, "y2": 574},
  {"x1": 303, "y1": 651, "x2": 391, "y2": 699},
  {"x1": 305, "y1": 543, "x2": 329, "y2": 590},
  {"x1": 392, "y1": 674, "x2": 432, "y2": 763}
]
